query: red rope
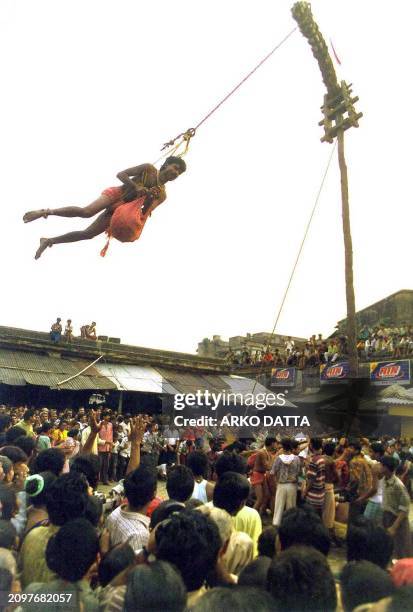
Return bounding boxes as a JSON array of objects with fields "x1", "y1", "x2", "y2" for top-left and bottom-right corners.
[
  {"x1": 193, "y1": 27, "x2": 297, "y2": 132},
  {"x1": 161, "y1": 27, "x2": 297, "y2": 151}
]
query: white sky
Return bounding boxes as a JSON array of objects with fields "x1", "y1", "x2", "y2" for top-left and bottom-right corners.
[{"x1": 1, "y1": 0, "x2": 412, "y2": 354}]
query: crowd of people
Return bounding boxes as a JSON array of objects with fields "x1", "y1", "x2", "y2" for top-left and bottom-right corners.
[
  {"x1": 226, "y1": 324, "x2": 413, "y2": 370},
  {"x1": 0, "y1": 403, "x2": 411, "y2": 610},
  {"x1": 50, "y1": 319, "x2": 97, "y2": 343}
]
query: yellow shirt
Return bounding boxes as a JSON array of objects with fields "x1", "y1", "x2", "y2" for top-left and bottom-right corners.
[
  {"x1": 232, "y1": 505, "x2": 262, "y2": 557},
  {"x1": 19, "y1": 524, "x2": 59, "y2": 588},
  {"x1": 16, "y1": 420, "x2": 35, "y2": 438},
  {"x1": 52, "y1": 429, "x2": 68, "y2": 444}
]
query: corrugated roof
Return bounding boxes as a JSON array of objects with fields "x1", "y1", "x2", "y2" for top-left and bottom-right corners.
[
  {"x1": 0, "y1": 349, "x2": 115, "y2": 390},
  {"x1": 157, "y1": 368, "x2": 231, "y2": 394},
  {"x1": 95, "y1": 363, "x2": 165, "y2": 393}
]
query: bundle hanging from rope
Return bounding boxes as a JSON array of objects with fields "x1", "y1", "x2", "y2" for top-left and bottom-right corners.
[{"x1": 159, "y1": 27, "x2": 297, "y2": 161}]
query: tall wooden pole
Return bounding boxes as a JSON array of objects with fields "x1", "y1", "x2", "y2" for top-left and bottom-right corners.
[
  {"x1": 337, "y1": 129, "x2": 358, "y2": 375},
  {"x1": 292, "y1": 2, "x2": 362, "y2": 377}
]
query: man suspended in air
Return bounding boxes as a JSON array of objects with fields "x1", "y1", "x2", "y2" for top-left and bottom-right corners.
[{"x1": 23, "y1": 156, "x2": 186, "y2": 259}]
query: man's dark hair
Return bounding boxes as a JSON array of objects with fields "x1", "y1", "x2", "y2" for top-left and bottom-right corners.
[
  {"x1": 0, "y1": 415, "x2": 11, "y2": 433},
  {"x1": 46, "y1": 473, "x2": 88, "y2": 526},
  {"x1": 0, "y1": 485, "x2": 17, "y2": 520},
  {"x1": 124, "y1": 561, "x2": 187, "y2": 612},
  {"x1": 85, "y1": 495, "x2": 103, "y2": 527},
  {"x1": 124, "y1": 465, "x2": 157, "y2": 510},
  {"x1": 40, "y1": 421, "x2": 53, "y2": 433},
  {"x1": 0, "y1": 520, "x2": 16, "y2": 549},
  {"x1": 310, "y1": 438, "x2": 322, "y2": 451},
  {"x1": 267, "y1": 545, "x2": 337, "y2": 612},
  {"x1": 346, "y1": 516, "x2": 393, "y2": 569},
  {"x1": 191, "y1": 587, "x2": 276, "y2": 612},
  {"x1": 381, "y1": 455, "x2": 399, "y2": 472},
  {"x1": 281, "y1": 438, "x2": 293, "y2": 452},
  {"x1": 14, "y1": 436, "x2": 36, "y2": 458},
  {"x1": 370, "y1": 442, "x2": 384, "y2": 456},
  {"x1": 33, "y1": 448, "x2": 65, "y2": 476},
  {"x1": 0, "y1": 569, "x2": 12, "y2": 597},
  {"x1": 213, "y1": 471, "x2": 250, "y2": 515},
  {"x1": 160, "y1": 156, "x2": 186, "y2": 174},
  {"x1": 46, "y1": 518, "x2": 99, "y2": 582},
  {"x1": 323, "y1": 441, "x2": 336, "y2": 457},
  {"x1": 149, "y1": 500, "x2": 186, "y2": 531},
  {"x1": 0, "y1": 445, "x2": 28, "y2": 465},
  {"x1": 5, "y1": 426, "x2": 25, "y2": 445},
  {"x1": 70, "y1": 453, "x2": 100, "y2": 490},
  {"x1": 340, "y1": 561, "x2": 395, "y2": 612},
  {"x1": 98, "y1": 542, "x2": 135, "y2": 587},
  {"x1": 238, "y1": 557, "x2": 271, "y2": 589},
  {"x1": 23, "y1": 409, "x2": 35, "y2": 422},
  {"x1": 278, "y1": 506, "x2": 330, "y2": 556},
  {"x1": 25, "y1": 471, "x2": 57, "y2": 508},
  {"x1": 265, "y1": 437, "x2": 276, "y2": 448},
  {"x1": 215, "y1": 451, "x2": 247, "y2": 479},
  {"x1": 67, "y1": 428, "x2": 79, "y2": 439},
  {"x1": 166, "y1": 466, "x2": 195, "y2": 503},
  {"x1": 186, "y1": 450, "x2": 208, "y2": 478},
  {"x1": 348, "y1": 438, "x2": 362, "y2": 452},
  {"x1": 258, "y1": 526, "x2": 277, "y2": 558},
  {"x1": 156, "y1": 510, "x2": 221, "y2": 592}
]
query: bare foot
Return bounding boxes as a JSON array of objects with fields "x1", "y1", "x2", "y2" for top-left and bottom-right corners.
[
  {"x1": 35, "y1": 238, "x2": 52, "y2": 260},
  {"x1": 23, "y1": 209, "x2": 49, "y2": 223}
]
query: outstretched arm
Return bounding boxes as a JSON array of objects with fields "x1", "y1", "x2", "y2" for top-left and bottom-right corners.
[{"x1": 126, "y1": 415, "x2": 148, "y2": 476}]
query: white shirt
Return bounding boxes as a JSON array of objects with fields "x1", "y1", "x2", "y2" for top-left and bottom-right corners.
[{"x1": 106, "y1": 505, "x2": 150, "y2": 552}]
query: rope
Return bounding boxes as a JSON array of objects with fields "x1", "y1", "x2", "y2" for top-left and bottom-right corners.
[
  {"x1": 250, "y1": 141, "x2": 337, "y2": 396},
  {"x1": 160, "y1": 27, "x2": 297, "y2": 155},
  {"x1": 56, "y1": 354, "x2": 104, "y2": 386}
]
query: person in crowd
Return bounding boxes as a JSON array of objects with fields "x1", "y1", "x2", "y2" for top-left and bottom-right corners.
[
  {"x1": 0, "y1": 416, "x2": 11, "y2": 447},
  {"x1": 71, "y1": 454, "x2": 100, "y2": 491},
  {"x1": 123, "y1": 561, "x2": 187, "y2": 612},
  {"x1": 0, "y1": 456, "x2": 14, "y2": 484},
  {"x1": 303, "y1": 438, "x2": 325, "y2": 514},
  {"x1": 98, "y1": 411, "x2": 113, "y2": 485},
  {"x1": 364, "y1": 441, "x2": 386, "y2": 526},
  {"x1": 51, "y1": 420, "x2": 68, "y2": 446},
  {"x1": 106, "y1": 465, "x2": 156, "y2": 552},
  {"x1": 267, "y1": 545, "x2": 337, "y2": 612},
  {"x1": 193, "y1": 586, "x2": 276, "y2": 612},
  {"x1": 380, "y1": 455, "x2": 413, "y2": 558},
  {"x1": 166, "y1": 465, "x2": 195, "y2": 503},
  {"x1": 36, "y1": 422, "x2": 53, "y2": 452},
  {"x1": 19, "y1": 472, "x2": 89, "y2": 588},
  {"x1": 238, "y1": 557, "x2": 272, "y2": 589},
  {"x1": 257, "y1": 526, "x2": 277, "y2": 559},
  {"x1": 64, "y1": 319, "x2": 73, "y2": 342},
  {"x1": 141, "y1": 422, "x2": 162, "y2": 469},
  {"x1": 33, "y1": 448, "x2": 65, "y2": 477},
  {"x1": 186, "y1": 450, "x2": 214, "y2": 503},
  {"x1": 97, "y1": 542, "x2": 135, "y2": 588},
  {"x1": 271, "y1": 437, "x2": 301, "y2": 526},
  {"x1": 214, "y1": 452, "x2": 262, "y2": 556},
  {"x1": 340, "y1": 560, "x2": 395, "y2": 612},
  {"x1": 0, "y1": 521, "x2": 17, "y2": 551},
  {"x1": 16, "y1": 410, "x2": 36, "y2": 438},
  {"x1": 24, "y1": 472, "x2": 57, "y2": 534},
  {"x1": 278, "y1": 506, "x2": 330, "y2": 556},
  {"x1": 321, "y1": 441, "x2": 338, "y2": 536},
  {"x1": 347, "y1": 439, "x2": 373, "y2": 522},
  {"x1": 154, "y1": 510, "x2": 221, "y2": 607},
  {"x1": 251, "y1": 437, "x2": 276, "y2": 516},
  {"x1": 22, "y1": 519, "x2": 100, "y2": 611},
  {"x1": 346, "y1": 516, "x2": 393, "y2": 569},
  {"x1": 49, "y1": 318, "x2": 62, "y2": 343},
  {"x1": 5, "y1": 425, "x2": 26, "y2": 445}
]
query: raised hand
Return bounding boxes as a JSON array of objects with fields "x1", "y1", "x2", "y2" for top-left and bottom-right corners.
[{"x1": 129, "y1": 414, "x2": 148, "y2": 445}]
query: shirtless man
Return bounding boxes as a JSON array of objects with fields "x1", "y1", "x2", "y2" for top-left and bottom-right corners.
[{"x1": 23, "y1": 156, "x2": 186, "y2": 259}]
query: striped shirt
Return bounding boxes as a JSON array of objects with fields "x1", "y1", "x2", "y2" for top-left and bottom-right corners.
[
  {"x1": 306, "y1": 453, "x2": 326, "y2": 508},
  {"x1": 106, "y1": 505, "x2": 150, "y2": 552}
]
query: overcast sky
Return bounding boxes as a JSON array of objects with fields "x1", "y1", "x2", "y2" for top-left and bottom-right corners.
[{"x1": 1, "y1": 1, "x2": 411, "y2": 354}]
